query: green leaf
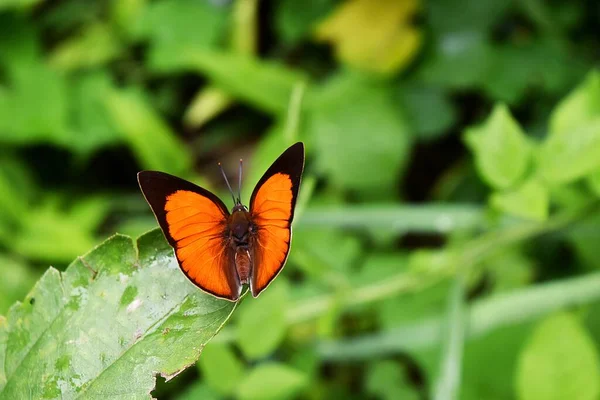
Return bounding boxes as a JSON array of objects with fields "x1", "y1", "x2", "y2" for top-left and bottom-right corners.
[
  {"x1": 464, "y1": 103, "x2": 531, "y2": 189},
  {"x1": 366, "y1": 360, "x2": 419, "y2": 400},
  {"x1": 105, "y1": 89, "x2": 192, "y2": 175},
  {"x1": 549, "y1": 70, "x2": 600, "y2": 136},
  {"x1": 538, "y1": 118, "x2": 600, "y2": 183},
  {"x1": 197, "y1": 343, "x2": 245, "y2": 396},
  {"x1": 307, "y1": 73, "x2": 412, "y2": 194},
  {"x1": 539, "y1": 71, "x2": 600, "y2": 183},
  {"x1": 0, "y1": 154, "x2": 34, "y2": 226},
  {"x1": 151, "y1": 49, "x2": 306, "y2": 116},
  {"x1": 587, "y1": 168, "x2": 600, "y2": 197},
  {"x1": 0, "y1": 13, "x2": 40, "y2": 69},
  {"x1": 567, "y1": 211, "x2": 600, "y2": 270},
  {"x1": 478, "y1": 247, "x2": 533, "y2": 292},
  {"x1": 460, "y1": 323, "x2": 533, "y2": 400},
  {"x1": 236, "y1": 280, "x2": 288, "y2": 359},
  {"x1": 0, "y1": 255, "x2": 37, "y2": 315},
  {"x1": 10, "y1": 195, "x2": 110, "y2": 262},
  {"x1": 67, "y1": 72, "x2": 123, "y2": 156},
  {"x1": 134, "y1": 0, "x2": 227, "y2": 52},
  {"x1": 516, "y1": 312, "x2": 600, "y2": 400},
  {"x1": 237, "y1": 362, "x2": 307, "y2": 400},
  {"x1": 48, "y1": 23, "x2": 121, "y2": 71},
  {"x1": 490, "y1": 178, "x2": 549, "y2": 221},
  {"x1": 0, "y1": 0, "x2": 42, "y2": 11},
  {"x1": 417, "y1": 32, "x2": 494, "y2": 90},
  {"x1": 400, "y1": 83, "x2": 456, "y2": 141},
  {"x1": 0, "y1": 229, "x2": 236, "y2": 397},
  {"x1": 483, "y1": 40, "x2": 585, "y2": 105},
  {"x1": 176, "y1": 383, "x2": 219, "y2": 400},
  {"x1": 0, "y1": 63, "x2": 69, "y2": 145}
]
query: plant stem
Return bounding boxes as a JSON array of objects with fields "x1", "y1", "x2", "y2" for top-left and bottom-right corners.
[
  {"x1": 297, "y1": 204, "x2": 485, "y2": 234},
  {"x1": 433, "y1": 272, "x2": 467, "y2": 400},
  {"x1": 317, "y1": 270, "x2": 600, "y2": 360}
]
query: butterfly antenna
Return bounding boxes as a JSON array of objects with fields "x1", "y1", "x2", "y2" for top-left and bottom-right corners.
[
  {"x1": 238, "y1": 159, "x2": 243, "y2": 204},
  {"x1": 218, "y1": 162, "x2": 237, "y2": 205}
]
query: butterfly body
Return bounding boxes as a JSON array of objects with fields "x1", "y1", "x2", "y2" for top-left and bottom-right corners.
[
  {"x1": 227, "y1": 206, "x2": 254, "y2": 284},
  {"x1": 138, "y1": 142, "x2": 305, "y2": 302}
]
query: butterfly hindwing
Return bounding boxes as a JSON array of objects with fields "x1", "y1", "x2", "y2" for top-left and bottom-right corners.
[
  {"x1": 137, "y1": 171, "x2": 242, "y2": 301},
  {"x1": 249, "y1": 142, "x2": 305, "y2": 297}
]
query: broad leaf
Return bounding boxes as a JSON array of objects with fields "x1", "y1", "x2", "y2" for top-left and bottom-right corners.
[
  {"x1": 549, "y1": 70, "x2": 600, "y2": 136},
  {"x1": 538, "y1": 118, "x2": 600, "y2": 183},
  {"x1": 539, "y1": 72, "x2": 600, "y2": 183},
  {"x1": 0, "y1": 229, "x2": 236, "y2": 398},
  {"x1": 464, "y1": 103, "x2": 531, "y2": 189},
  {"x1": 516, "y1": 312, "x2": 600, "y2": 400},
  {"x1": 306, "y1": 73, "x2": 412, "y2": 194}
]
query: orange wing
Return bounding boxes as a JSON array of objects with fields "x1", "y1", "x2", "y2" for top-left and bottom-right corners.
[
  {"x1": 138, "y1": 171, "x2": 242, "y2": 301},
  {"x1": 250, "y1": 142, "x2": 305, "y2": 297}
]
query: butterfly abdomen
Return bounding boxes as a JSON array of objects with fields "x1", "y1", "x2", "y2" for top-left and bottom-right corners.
[{"x1": 234, "y1": 247, "x2": 252, "y2": 284}]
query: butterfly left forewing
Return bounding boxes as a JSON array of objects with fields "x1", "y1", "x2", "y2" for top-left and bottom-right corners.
[
  {"x1": 138, "y1": 171, "x2": 242, "y2": 301},
  {"x1": 249, "y1": 142, "x2": 305, "y2": 297}
]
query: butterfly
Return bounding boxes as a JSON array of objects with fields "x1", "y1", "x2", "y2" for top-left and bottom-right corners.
[{"x1": 137, "y1": 142, "x2": 305, "y2": 302}]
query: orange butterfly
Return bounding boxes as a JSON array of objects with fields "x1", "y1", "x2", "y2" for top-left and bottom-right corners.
[{"x1": 138, "y1": 142, "x2": 305, "y2": 301}]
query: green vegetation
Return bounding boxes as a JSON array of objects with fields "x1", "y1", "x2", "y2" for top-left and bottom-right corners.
[{"x1": 1, "y1": 0, "x2": 600, "y2": 398}]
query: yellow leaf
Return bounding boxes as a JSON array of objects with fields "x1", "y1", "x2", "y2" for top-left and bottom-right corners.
[{"x1": 315, "y1": 0, "x2": 422, "y2": 75}]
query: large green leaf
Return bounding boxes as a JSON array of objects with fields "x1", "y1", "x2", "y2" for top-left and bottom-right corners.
[
  {"x1": 549, "y1": 70, "x2": 600, "y2": 136},
  {"x1": 464, "y1": 103, "x2": 531, "y2": 190},
  {"x1": 0, "y1": 229, "x2": 236, "y2": 398},
  {"x1": 306, "y1": 73, "x2": 412, "y2": 194},
  {"x1": 516, "y1": 312, "x2": 600, "y2": 400},
  {"x1": 539, "y1": 71, "x2": 600, "y2": 183}
]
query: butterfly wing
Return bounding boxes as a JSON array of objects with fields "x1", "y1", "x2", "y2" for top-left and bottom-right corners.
[
  {"x1": 138, "y1": 171, "x2": 242, "y2": 301},
  {"x1": 249, "y1": 142, "x2": 305, "y2": 297}
]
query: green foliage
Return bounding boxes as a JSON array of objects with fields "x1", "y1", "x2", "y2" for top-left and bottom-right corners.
[
  {"x1": 464, "y1": 104, "x2": 531, "y2": 190},
  {"x1": 516, "y1": 313, "x2": 600, "y2": 400},
  {"x1": 307, "y1": 73, "x2": 411, "y2": 194},
  {"x1": 197, "y1": 344, "x2": 245, "y2": 396},
  {"x1": 236, "y1": 281, "x2": 289, "y2": 359},
  {"x1": 1, "y1": 0, "x2": 600, "y2": 398},
  {"x1": 237, "y1": 363, "x2": 307, "y2": 400},
  {"x1": 0, "y1": 230, "x2": 235, "y2": 397}
]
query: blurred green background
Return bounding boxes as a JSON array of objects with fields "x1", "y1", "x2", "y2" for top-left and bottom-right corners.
[{"x1": 2, "y1": 0, "x2": 600, "y2": 398}]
